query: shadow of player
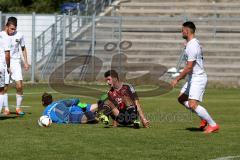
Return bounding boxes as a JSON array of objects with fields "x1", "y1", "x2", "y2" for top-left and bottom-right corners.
[
  {"x1": 185, "y1": 127, "x2": 203, "y2": 132},
  {"x1": 0, "y1": 115, "x2": 18, "y2": 120}
]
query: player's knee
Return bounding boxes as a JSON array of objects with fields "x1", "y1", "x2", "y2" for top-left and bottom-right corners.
[
  {"x1": 16, "y1": 86, "x2": 23, "y2": 93},
  {"x1": 188, "y1": 101, "x2": 198, "y2": 109}
]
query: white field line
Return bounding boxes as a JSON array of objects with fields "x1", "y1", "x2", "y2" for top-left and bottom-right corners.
[{"x1": 210, "y1": 156, "x2": 240, "y2": 160}]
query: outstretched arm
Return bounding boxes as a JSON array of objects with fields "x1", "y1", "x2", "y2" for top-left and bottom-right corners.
[{"x1": 135, "y1": 100, "x2": 150, "y2": 128}]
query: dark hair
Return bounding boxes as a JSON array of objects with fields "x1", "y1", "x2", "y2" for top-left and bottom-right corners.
[
  {"x1": 42, "y1": 92, "x2": 53, "y2": 106},
  {"x1": 6, "y1": 17, "x2": 17, "y2": 27},
  {"x1": 104, "y1": 70, "x2": 119, "y2": 80},
  {"x1": 182, "y1": 21, "x2": 196, "y2": 33}
]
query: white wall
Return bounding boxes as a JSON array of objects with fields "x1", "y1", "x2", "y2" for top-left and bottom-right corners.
[{"x1": 4, "y1": 14, "x2": 57, "y2": 64}]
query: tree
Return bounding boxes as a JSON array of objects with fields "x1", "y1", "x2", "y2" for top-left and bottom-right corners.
[{"x1": 0, "y1": 0, "x2": 83, "y2": 13}]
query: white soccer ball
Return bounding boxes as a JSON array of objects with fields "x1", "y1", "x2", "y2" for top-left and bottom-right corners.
[{"x1": 38, "y1": 115, "x2": 52, "y2": 127}]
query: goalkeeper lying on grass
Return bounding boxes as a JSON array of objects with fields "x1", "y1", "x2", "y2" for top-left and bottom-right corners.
[{"x1": 41, "y1": 92, "x2": 101, "y2": 124}]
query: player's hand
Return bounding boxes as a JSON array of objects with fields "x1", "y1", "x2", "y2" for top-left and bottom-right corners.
[
  {"x1": 112, "y1": 120, "x2": 118, "y2": 127},
  {"x1": 171, "y1": 79, "x2": 178, "y2": 88},
  {"x1": 24, "y1": 63, "x2": 30, "y2": 71},
  {"x1": 142, "y1": 118, "x2": 150, "y2": 128}
]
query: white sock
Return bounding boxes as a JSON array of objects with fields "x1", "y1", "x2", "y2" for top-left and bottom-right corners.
[
  {"x1": 195, "y1": 105, "x2": 216, "y2": 126},
  {"x1": 0, "y1": 95, "x2": 4, "y2": 112},
  {"x1": 16, "y1": 94, "x2": 23, "y2": 109},
  {"x1": 3, "y1": 93, "x2": 9, "y2": 110}
]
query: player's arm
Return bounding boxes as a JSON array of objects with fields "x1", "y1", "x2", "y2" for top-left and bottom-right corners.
[
  {"x1": 135, "y1": 100, "x2": 150, "y2": 128},
  {"x1": 21, "y1": 46, "x2": 29, "y2": 71},
  {"x1": 171, "y1": 60, "x2": 195, "y2": 87},
  {"x1": 128, "y1": 84, "x2": 149, "y2": 128},
  {"x1": 61, "y1": 98, "x2": 80, "y2": 107},
  {"x1": 5, "y1": 50, "x2": 10, "y2": 73},
  {"x1": 4, "y1": 37, "x2": 11, "y2": 73},
  {"x1": 20, "y1": 35, "x2": 29, "y2": 71}
]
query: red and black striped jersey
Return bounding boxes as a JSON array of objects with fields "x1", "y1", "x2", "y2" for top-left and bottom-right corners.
[{"x1": 107, "y1": 83, "x2": 138, "y2": 110}]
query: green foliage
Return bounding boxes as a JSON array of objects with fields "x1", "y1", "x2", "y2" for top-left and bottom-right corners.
[{"x1": 0, "y1": 0, "x2": 83, "y2": 13}]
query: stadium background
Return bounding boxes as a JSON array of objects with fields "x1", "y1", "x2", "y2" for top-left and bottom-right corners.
[{"x1": 1, "y1": 0, "x2": 240, "y2": 88}]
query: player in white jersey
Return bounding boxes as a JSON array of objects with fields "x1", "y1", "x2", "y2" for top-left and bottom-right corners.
[
  {"x1": 3, "y1": 17, "x2": 29, "y2": 116},
  {"x1": 171, "y1": 21, "x2": 219, "y2": 133},
  {"x1": 0, "y1": 30, "x2": 11, "y2": 114}
]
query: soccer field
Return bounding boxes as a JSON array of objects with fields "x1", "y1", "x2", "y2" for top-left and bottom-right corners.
[{"x1": 0, "y1": 84, "x2": 239, "y2": 160}]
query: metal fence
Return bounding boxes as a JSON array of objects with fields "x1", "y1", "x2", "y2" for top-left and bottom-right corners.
[{"x1": 33, "y1": 0, "x2": 117, "y2": 82}]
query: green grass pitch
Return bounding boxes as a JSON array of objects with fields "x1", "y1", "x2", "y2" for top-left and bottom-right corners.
[{"x1": 0, "y1": 84, "x2": 239, "y2": 160}]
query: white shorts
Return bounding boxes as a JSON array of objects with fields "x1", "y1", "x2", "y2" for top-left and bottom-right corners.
[
  {"x1": 0, "y1": 64, "x2": 6, "y2": 88},
  {"x1": 10, "y1": 59, "x2": 23, "y2": 82},
  {"x1": 180, "y1": 75, "x2": 207, "y2": 102}
]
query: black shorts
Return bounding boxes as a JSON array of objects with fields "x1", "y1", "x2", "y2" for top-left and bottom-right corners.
[{"x1": 116, "y1": 106, "x2": 138, "y2": 125}]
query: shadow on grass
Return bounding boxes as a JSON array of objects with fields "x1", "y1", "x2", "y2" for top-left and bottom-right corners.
[
  {"x1": 0, "y1": 115, "x2": 18, "y2": 120},
  {"x1": 0, "y1": 112, "x2": 32, "y2": 120},
  {"x1": 108, "y1": 125, "x2": 141, "y2": 129},
  {"x1": 11, "y1": 112, "x2": 32, "y2": 115},
  {"x1": 185, "y1": 127, "x2": 203, "y2": 132}
]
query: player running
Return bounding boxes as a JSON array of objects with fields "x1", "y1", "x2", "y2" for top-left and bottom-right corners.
[
  {"x1": 0, "y1": 29, "x2": 11, "y2": 114},
  {"x1": 41, "y1": 92, "x2": 101, "y2": 124},
  {"x1": 3, "y1": 17, "x2": 30, "y2": 115},
  {"x1": 171, "y1": 21, "x2": 219, "y2": 133},
  {"x1": 99, "y1": 70, "x2": 150, "y2": 128}
]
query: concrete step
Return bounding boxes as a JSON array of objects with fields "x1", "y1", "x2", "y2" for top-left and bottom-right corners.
[
  {"x1": 67, "y1": 47, "x2": 240, "y2": 57},
  {"x1": 81, "y1": 29, "x2": 240, "y2": 41},
  {"x1": 75, "y1": 53, "x2": 240, "y2": 64},
  {"x1": 94, "y1": 17, "x2": 240, "y2": 29},
  {"x1": 117, "y1": 9, "x2": 240, "y2": 17},
  {"x1": 124, "y1": 55, "x2": 240, "y2": 65},
  {"x1": 120, "y1": 32, "x2": 240, "y2": 41},
  {"x1": 120, "y1": 2, "x2": 240, "y2": 10},
  {"x1": 163, "y1": 63, "x2": 240, "y2": 73},
  {"x1": 98, "y1": 62, "x2": 240, "y2": 77},
  {"x1": 96, "y1": 23, "x2": 240, "y2": 33},
  {"x1": 67, "y1": 38, "x2": 240, "y2": 49}
]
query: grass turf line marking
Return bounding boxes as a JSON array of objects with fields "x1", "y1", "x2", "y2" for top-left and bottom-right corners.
[{"x1": 210, "y1": 156, "x2": 240, "y2": 160}]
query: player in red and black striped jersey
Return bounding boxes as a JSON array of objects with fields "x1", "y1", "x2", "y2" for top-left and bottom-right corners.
[{"x1": 102, "y1": 70, "x2": 150, "y2": 128}]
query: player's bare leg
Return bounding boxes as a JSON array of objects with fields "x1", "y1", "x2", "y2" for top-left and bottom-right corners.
[
  {"x1": 98, "y1": 100, "x2": 119, "y2": 126},
  {"x1": 15, "y1": 80, "x2": 24, "y2": 115}
]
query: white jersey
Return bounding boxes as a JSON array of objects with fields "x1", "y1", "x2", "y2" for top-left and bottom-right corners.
[
  {"x1": 0, "y1": 31, "x2": 11, "y2": 64},
  {"x1": 184, "y1": 38, "x2": 206, "y2": 77},
  {"x1": 9, "y1": 31, "x2": 25, "y2": 60}
]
